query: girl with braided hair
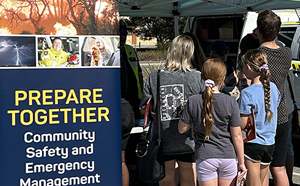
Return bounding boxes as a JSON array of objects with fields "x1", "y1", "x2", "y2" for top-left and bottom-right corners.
[
  {"x1": 178, "y1": 58, "x2": 246, "y2": 186},
  {"x1": 238, "y1": 49, "x2": 280, "y2": 186}
]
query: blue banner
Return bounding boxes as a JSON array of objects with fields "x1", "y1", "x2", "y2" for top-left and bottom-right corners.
[{"x1": 0, "y1": 68, "x2": 121, "y2": 186}]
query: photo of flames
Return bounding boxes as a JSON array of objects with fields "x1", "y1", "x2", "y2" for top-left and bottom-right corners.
[{"x1": 0, "y1": 0, "x2": 119, "y2": 35}]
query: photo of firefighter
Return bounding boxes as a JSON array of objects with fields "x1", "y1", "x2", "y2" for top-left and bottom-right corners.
[{"x1": 38, "y1": 36, "x2": 80, "y2": 67}]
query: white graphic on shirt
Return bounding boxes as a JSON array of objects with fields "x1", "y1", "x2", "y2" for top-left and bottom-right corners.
[{"x1": 160, "y1": 84, "x2": 184, "y2": 121}]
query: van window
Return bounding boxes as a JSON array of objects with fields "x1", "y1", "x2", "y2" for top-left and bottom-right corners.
[{"x1": 278, "y1": 27, "x2": 297, "y2": 48}]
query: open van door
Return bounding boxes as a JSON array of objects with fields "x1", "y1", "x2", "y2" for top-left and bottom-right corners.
[{"x1": 183, "y1": 11, "x2": 257, "y2": 68}]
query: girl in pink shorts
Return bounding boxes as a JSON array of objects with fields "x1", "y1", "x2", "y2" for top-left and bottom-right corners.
[{"x1": 178, "y1": 58, "x2": 247, "y2": 186}]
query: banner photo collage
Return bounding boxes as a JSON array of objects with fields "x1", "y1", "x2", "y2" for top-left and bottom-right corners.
[{"x1": 0, "y1": 35, "x2": 119, "y2": 67}]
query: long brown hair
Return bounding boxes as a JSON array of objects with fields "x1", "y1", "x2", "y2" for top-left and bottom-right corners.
[
  {"x1": 201, "y1": 58, "x2": 227, "y2": 139},
  {"x1": 183, "y1": 32, "x2": 206, "y2": 71},
  {"x1": 242, "y1": 49, "x2": 273, "y2": 122}
]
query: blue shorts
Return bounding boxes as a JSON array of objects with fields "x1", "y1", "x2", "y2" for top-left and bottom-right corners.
[{"x1": 196, "y1": 158, "x2": 237, "y2": 181}]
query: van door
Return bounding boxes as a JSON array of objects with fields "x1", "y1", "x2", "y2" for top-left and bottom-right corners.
[
  {"x1": 186, "y1": 14, "x2": 248, "y2": 70},
  {"x1": 278, "y1": 25, "x2": 300, "y2": 70}
]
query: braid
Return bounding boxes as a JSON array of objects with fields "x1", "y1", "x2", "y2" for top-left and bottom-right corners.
[
  {"x1": 202, "y1": 87, "x2": 214, "y2": 140},
  {"x1": 242, "y1": 49, "x2": 273, "y2": 122},
  {"x1": 260, "y1": 69, "x2": 273, "y2": 122}
]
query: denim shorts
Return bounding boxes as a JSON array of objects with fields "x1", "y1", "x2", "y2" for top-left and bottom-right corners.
[{"x1": 196, "y1": 158, "x2": 237, "y2": 181}]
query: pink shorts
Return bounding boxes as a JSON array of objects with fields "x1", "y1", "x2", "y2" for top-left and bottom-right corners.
[{"x1": 196, "y1": 158, "x2": 237, "y2": 181}]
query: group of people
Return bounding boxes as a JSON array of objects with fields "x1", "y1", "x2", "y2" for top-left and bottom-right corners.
[{"x1": 121, "y1": 9, "x2": 294, "y2": 186}]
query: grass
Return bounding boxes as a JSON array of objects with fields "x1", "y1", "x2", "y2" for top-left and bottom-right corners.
[
  {"x1": 137, "y1": 50, "x2": 167, "y2": 84},
  {"x1": 137, "y1": 50, "x2": 167, "y2": 62},
  {"x1": 140, "y1": 61, "x2": 165, "y2": 84}
]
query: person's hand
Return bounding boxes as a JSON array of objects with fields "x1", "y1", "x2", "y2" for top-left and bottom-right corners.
[
  {"x1": 52, "y1": 61, "x2": 57, "y2": 67},
  {"x1": 237, "y1": 163, "x2": 247, "y2": 181},
  {"x1": 225, "y1": 72, "x2": 238, "y2": 86},
  {"x1": 60, "y1": 62, "x2": 68, "y2": 67}
]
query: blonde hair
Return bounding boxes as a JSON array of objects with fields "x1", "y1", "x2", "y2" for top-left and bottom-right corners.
[
  {"x1": 201, "y1": 58, "x2": 227, "y2": 139},
  {"x1": 242, "y1": 49, "x2": 273, "y2": 122},
  {"x1": 165, "y1": 35, "x2": 194, "y2": 71}
]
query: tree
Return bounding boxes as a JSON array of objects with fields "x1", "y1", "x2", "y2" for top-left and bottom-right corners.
[
  {"x1": 66, "y1": 0, "x2": 119, "y2": 35},
  {"x1": 0, "y1": 0, "x2": 48, "y2": 31},
  {"x1": 35, "y1": 26, "x2": 47, "y2": 35},
  {"x1": 127, "y1": 17, "x2": 187, "y2": 43},
  {"x1": 0, "y1": 0, "x2": 118, "y2": 35},
  {"x1": 20, "y1": 30, "x2": 32, "y2": 34}
]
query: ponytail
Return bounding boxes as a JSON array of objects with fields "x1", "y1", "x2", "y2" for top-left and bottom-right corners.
[
  {"x1": 202, "y1": 81, "x2": 215, "y2": 140},
  {"x1": 201, "y1": 59, "x2": 226, "y2": 139}
]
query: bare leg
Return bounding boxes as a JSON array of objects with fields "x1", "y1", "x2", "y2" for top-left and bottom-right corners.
[
  {"x1": 286, "y1": 156, "x2": 294, "y2": 185},
  {"x1": 260, "y1": 164, "x2": 269, "y2": 185},
  {"x1": 218, "y1": 178, "x2": 236, "y2": 186},
  {"x1": 122, "y1": 151, "x2": 129, "y2": 186},
  {"x1": 262, "y1": 167, "x2": 270, "y2": 186},
  {"x1": 198, "y1": 178, "x2": 217, "y2": 186},
  {"x1": 178, "y1": 161, "x2": 197, "y2": 186},
  {"x1": 159, "y1": 160, "x2": 176, "y2": 186},
  {"x1": 245, "y1": 158, "x2": 262, "y2": 186},
  {"x1": 175, "y1": 162, "x2": 180, "y2": 186},
  {"x1": 271, "y1": 166, "x2": 289, "y2": 186}
]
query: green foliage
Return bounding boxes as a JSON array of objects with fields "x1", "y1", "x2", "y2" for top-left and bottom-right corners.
[
  {"x1": 137, "y1": 50, "x2": 166, "y2": 84},
  {"x1": 126, "y1": 17, "x2": 187, "y2": 43},
  {"x1": 156, "y1": 41, "x2": 171, "y2": 52},
  {"x1": 137, "y1": 50, "x2": 167, "y2": 62},
  {"x1": 20, "y1": 30, "x2": 31, "y2": 34},
  {"x1": 140, "y1": 61, "x2": 165, "y2": 84},
  {"x1": 35, "y1": 26, "x2": 47, "y2": 35}
]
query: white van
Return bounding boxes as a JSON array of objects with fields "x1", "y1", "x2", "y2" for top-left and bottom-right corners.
[
  {"x1": 184, "y1": 9, "x2": 300, "y2": 134},
  {"x1": 183, "y1": 10, "x2": 300, "y2": 70}
]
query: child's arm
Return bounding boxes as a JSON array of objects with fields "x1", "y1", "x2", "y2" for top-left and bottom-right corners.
[
  {"x1": 231, "y1": 126, "x2": 247, "y2": 174},
  {"x1": 178, "y1": 119, "x2": 191, "y2": 133},
  {"x1": 240, "y1": 114, "x2": 249, "y2": 129}
]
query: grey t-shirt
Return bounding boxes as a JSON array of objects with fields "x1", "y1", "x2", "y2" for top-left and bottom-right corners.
[
  {"x1": 181, "y1": 93, "x2": 242, "y2": 160},
  {"x1": 140, "y1": 69, "x2": 205, "y2": 155}
]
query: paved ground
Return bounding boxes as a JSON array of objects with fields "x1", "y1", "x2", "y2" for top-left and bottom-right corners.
[{"x1": 288, "y1": 136, "x2": 300, "y2": 185}]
